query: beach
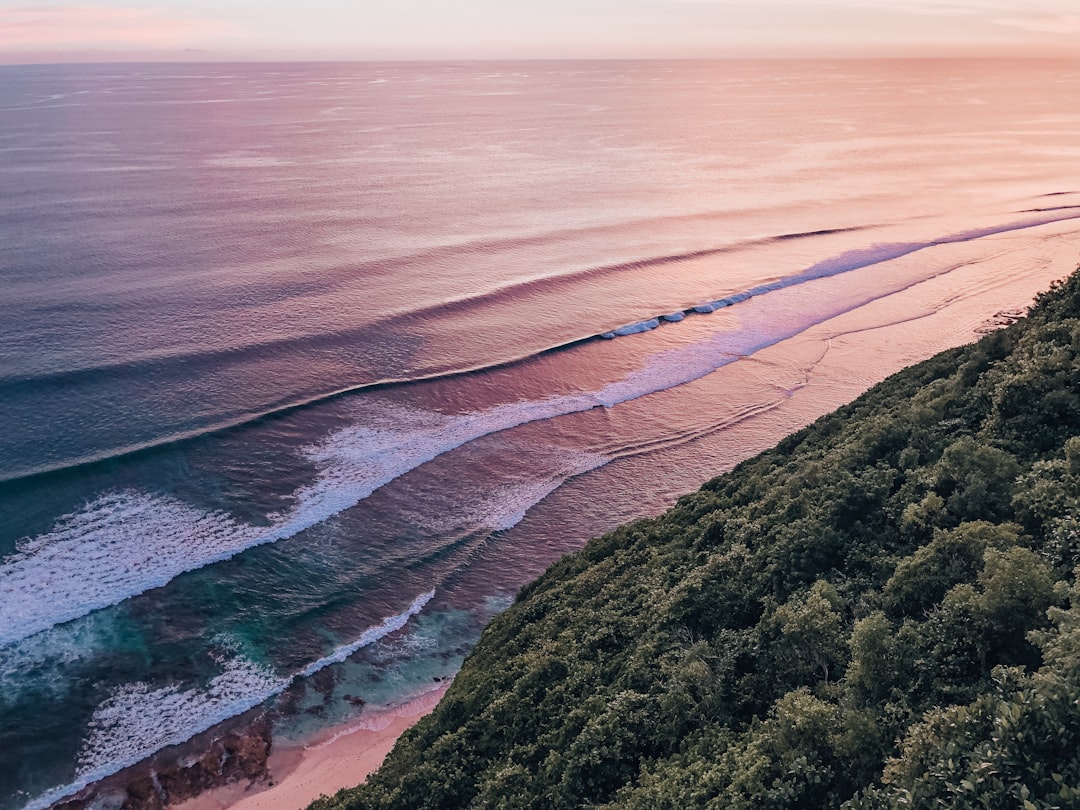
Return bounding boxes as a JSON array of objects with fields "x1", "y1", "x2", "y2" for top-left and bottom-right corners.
[{"x1": 180, "y1": 685, "x2": 450, "y2": 810}]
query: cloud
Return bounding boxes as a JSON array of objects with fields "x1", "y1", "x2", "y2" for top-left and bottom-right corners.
[
  {"x1": 993, "y1": 14, "x2": 1080, "y2": 33},
  {"x1": 0, "y1": 5, "x2": 232, "y2": 50},
  {"x1": 679, "y1": 0, "x2": 1073, "y2": 7},
  {"x1": 676, "y1": 0, "x2": 1079, "y2": 16}
]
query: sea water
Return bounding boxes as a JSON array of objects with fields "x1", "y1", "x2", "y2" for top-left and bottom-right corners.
[{"x1": 2, "y1": 59, "x2": 1080, "y2": 809}]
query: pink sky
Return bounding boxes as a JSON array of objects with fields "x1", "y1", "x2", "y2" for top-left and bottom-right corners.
[
  {"x1": 0, "y1": 6, "x2": 231, "y2": 49},
  {"x1": 2, "y1": 1, "x2": 1079, "y2": 63}
]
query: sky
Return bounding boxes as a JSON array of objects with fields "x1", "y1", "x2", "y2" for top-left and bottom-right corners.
[{"x1": 2, "y1": 0, "x2": 1079, "y2": 63}]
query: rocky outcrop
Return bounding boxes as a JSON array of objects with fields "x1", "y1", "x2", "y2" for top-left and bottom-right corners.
[
  {"x1": 976, "y1": 307, "x2": 1025, "y2": 333},
  {"x1": 55, "y1": 711, "x2": 273, "y2": 810}
]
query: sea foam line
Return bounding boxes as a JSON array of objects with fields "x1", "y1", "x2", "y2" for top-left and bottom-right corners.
[
  {"x1": 20, "y1": 591, "x2": 434, "y2": 810},
  {"x1": 0, "y1": 389, "x2": 617, "y2": 648},
  {"x1": 597, "y1": 208, "x2": 1080, "y2": 340},
  {"x1": 5, "y1": 208, "x2": 1078, "y2": 486},
  {"x1": 4, "y1": 209, "x2": 1077, "y2": 648}
]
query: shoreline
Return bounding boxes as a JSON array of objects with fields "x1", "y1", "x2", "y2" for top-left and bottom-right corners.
[
  {"x1": 177, "y1": 683, "x2": 451, "y2": 810},
  {"x1": 43, "y1": 229, "x2": 1078, "y2": 810},
  {"x1": 181, "y1": 249, "x2": 1072, "y2": 810}
]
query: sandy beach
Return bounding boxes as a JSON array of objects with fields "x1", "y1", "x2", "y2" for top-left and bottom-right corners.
[{"x1": 178, "y1": 684, "x2": 450, "y2": 810}]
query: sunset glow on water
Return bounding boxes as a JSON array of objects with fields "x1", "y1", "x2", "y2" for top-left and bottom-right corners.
[{"x1": 2, "y1": 58, "x2": 1080, "y2": 808}]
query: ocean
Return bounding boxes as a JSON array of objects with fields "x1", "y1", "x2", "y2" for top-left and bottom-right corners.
[{"x1": 2, "y1": 59, "x2": 1079, "y2": 809}]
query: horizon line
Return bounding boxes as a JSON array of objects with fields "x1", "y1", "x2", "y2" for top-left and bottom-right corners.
[{"x1": 4, "y1": 53, "x2": 1080, "y2": 69}]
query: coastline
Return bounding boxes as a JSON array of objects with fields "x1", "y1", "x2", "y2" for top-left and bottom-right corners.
[
  {"x1": 39, "y1": 226, "x2": 1077, "y2": 810},
  {"x1": 179, "y1": 231, "x2": 1075, "y2": 810},
  {"x1": 177, "y1": 684, "x2": 450, "y2": 810}
]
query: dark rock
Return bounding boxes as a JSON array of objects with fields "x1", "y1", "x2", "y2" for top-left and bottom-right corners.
[
  {"x1": 54, "y1": 711, "x2": 273, "y2": 810},
  {"x1": 121, "y1": 774, "x2": 164, "y2": 810},
  {"x1": 308, "y1": 667, "x2": 338, "y2": 697}
]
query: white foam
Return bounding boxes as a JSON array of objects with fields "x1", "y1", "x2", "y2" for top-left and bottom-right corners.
[
  {"x1": 454, "y1": 451, "x2": 608, "y2": 533},
  {"x1": 470, "y1": 480, "x2": 578, "y2": 533},
  {"x1": 0, "y1": 493, "x2": 263, "y2": 647},
  {"x1": 602, "y1": 314, "x2": 674, "y2": 336},
  {"x1": 392, "y1": 444, "x2": 607, "y2": 536},
  {"x1": 612, "y1": 318, "x2": 660, "y2": 336},
  {"x1": 0, "y1": 611, "x2": 123, "y2": 698},
  {"x1": 0, "y1": 333, "x2": 754, "y2": 648},
  {"x1": 299, "y1": 590, "x2": 433, "y2": 678},
  {"x1": 278, "y1": 401, "x2": 610, "y2": 543},
  {"x1": 23, "y1": 654, "x2": 282, "y2": 810},
  {"x1": 15, "y1": 220, "x2": 1037, "y2": 648},
  {"x1": 2, "y1": 400, "x2": 614, "y2": 647},
  {"x1": 21, "y1": 592, "x2": 434, "y2": 810}
]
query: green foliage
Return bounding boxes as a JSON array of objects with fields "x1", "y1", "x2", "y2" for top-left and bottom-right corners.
[
  {"x1": 850, "y1": 585, "x2": 1080, "y2": 809},
  {"x1": 881, "y1": 521, "x2": 1021, "y2": 618},
  {"x1": 771, "y1": 581, "x2": 847, "y2": 686},
  {"x1": 310, "y1": 268, "x2": 1080, "y2": 810}
]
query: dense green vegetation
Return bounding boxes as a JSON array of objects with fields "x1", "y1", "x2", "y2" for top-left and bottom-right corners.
[{"x1": 313, "y1": 270, "x2": 1080, "y2": 809}]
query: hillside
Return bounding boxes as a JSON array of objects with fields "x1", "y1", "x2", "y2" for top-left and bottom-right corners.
[{"x1": 312, "y1": 269, "x2": 1080, "y2": 809}]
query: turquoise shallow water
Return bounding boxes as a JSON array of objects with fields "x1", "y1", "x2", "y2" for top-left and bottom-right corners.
[{"x1": 3, "y1": 59, "x2": 1080, "y2": 810}]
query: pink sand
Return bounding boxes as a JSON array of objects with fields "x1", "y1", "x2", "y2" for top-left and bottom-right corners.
[{"x1": 177, "y1": 684, "x2": 449, "y2": 810}]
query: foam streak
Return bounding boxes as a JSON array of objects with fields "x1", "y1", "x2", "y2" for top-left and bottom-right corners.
[
  {"x1": 3, "y1": 211, "x2": 1075, "y2": 647},
  {"x1": 6, "y1": 210, "x2": 1077, "y2": 485},
  {"x1": 20, "y1": 591, "x2": 434, "y2": 810}
]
